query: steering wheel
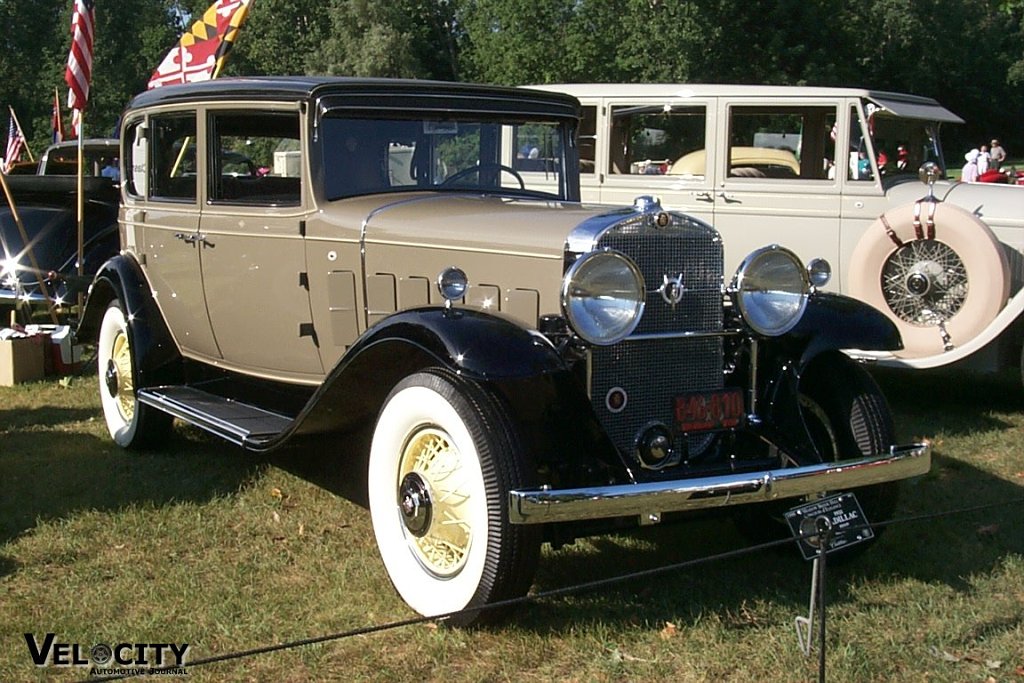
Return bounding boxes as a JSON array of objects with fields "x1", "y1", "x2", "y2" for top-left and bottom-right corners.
[{"x1": 440, "y1": 163, "x2": 525, "y2": 189}]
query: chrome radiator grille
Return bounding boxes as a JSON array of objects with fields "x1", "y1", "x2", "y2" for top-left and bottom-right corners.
[{"x1": 590, "y1": 215, "x2": 725, "y2": 455}]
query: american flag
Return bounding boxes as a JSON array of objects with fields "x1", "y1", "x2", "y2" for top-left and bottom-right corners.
[
  {"x1": 4, "y1": 114, "x2": 26, "y2": 173},
  {"x1": 65, "y1": 0, "x2": 96, "y2": 136}
]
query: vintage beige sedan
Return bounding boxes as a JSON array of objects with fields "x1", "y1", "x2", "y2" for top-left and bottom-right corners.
[
  {"x1": 79, "y1": 77, "x2": 929, "y2": 624},
  {"x1": 535, "y1": 84, "x2": 1024, "y2": 375}
]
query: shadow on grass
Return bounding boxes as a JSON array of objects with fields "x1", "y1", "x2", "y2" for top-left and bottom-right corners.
[
  {"x1": 873, "y1": 366, "x2": 1024, "y2": 438},
  {"x1": 258, "y1": 369, "x2": 1024, "y2": 632},
  {"x1": 0, "y1": 406, "x2": 100, "y2": 430},
  {"x1": 515, "y1": 450, "x2": 1022, "y2": 632},
  {"x1": 0, "y1": 413, "x2": 266, "y2": 564},
  {"x1": 268, "y1": 431, "x2": 372, "y2": 510}
]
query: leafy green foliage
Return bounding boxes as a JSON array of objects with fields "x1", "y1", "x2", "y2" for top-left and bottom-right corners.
[{"x1": 2, "y1": 0, "x2": 1024, "y2": 176}]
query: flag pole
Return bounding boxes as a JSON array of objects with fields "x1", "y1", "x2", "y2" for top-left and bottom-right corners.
[
  {"x1": 76, "y1": 108, "x2": 84, "y2": 314},
  {"x1": 8, "y1": 105, "x2": 34, "y2": 163}
]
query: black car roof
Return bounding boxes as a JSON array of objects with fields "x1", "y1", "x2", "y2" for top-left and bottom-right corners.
[{"x1": 127, "y1": 76, "x2": 581, "y2": 120}]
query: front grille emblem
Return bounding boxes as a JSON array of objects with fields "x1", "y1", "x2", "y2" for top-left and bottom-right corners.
[{"x1": 655, "y1": 273, "x2": 685, "y2": 307}]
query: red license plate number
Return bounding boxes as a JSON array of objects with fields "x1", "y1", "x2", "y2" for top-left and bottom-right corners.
[{"x1": 674, "y1": 388, "x2": 744, "y2": 432}]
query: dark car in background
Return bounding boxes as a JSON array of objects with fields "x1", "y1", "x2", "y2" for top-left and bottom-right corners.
[{"x1": 1, "y1": 140, "x2": 121, "y2": 316}]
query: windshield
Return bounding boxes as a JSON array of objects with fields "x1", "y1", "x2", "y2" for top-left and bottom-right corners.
[
  {"x1": 860, "y1": 105, "x2": 948, "y2": 180},
  {"x1": 320, "y1": 114, "x2": 569, "y2": 201}
]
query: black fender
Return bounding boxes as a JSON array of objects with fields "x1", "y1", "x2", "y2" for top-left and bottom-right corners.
[
  {"x1": 789, "y1": 292, "x2": 902, "y2": 367},
  {"x1": 745, "y1": 294, "x2": 899, "y2": 463},
  {"x1": 76, "y1": 254, "x2": 183, "y2": 388},
  {"x1": 290, "y1": 307, "x2": 623, "y2": 483},
  {"x1": 294, "y1": 306, "x2": 570, "y2": 436}
]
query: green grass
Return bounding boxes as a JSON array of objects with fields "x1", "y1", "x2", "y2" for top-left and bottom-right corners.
[{"x1": 1, "y1": 368, "x2": 1022, "y2": 681}]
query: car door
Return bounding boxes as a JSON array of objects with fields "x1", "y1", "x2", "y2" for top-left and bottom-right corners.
[
  {"x1": 197, "y1": 106, "x2": 323, "y2": 381},
  {"x1": 123, "y1": 112, "x2": 222, "y2": 360},
  {"x1": 587, "y1": 97, "x2": 717, "y2": 226},
  {"x1": 710, "y1": 98, "x2": 843, "y2": 282}
]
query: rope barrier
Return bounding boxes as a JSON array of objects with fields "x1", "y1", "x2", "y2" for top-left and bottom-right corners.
[{"x1": 92, "y1": 494, "x2": 1023, "y2": 680}]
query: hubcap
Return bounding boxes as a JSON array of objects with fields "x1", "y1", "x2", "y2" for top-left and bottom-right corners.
[
  {"x1": 108, "y1": 330, "x2": 135, "y2": 421},
  {"x1": 398, "y1": 472, "x2": 432, "y2": 537},
  {"x1": 105, "y1": 359, "x2": 120, "y2": 397},
  {"x1": 881, "y1": 239, "x2": 967, "y2": 326},
  {"x1": 905, "y1": 271, "x2": 930, "y2": 296},
  {"x1": 397, "y1": 427, "x2": 473, "y2": 577}
]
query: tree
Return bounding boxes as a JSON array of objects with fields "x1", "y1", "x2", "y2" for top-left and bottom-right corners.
[
  {"x1": 313, "y1": 0, "x2": 459, "y2": 79},
  {"x1": 227, "y1": 0, "x2": 331, "y2": 77},
  {"x1": 0, "y1": 0, "x2": 184, "y2": 152}
]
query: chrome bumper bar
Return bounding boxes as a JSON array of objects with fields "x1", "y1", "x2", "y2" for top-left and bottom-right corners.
[{"x1": 508, "y1": 443, "x2": 931, "y2": 525}]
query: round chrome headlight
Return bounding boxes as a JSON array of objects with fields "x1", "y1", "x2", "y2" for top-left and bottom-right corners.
[
  {"x1": 733, "y1": 245, "x2": 810, "y2": 336},
  {"x1": 561, "y1": 250, "x2": 645, "y2": 345}
]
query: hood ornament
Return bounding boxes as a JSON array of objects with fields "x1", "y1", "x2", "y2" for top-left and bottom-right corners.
[{"x1": 655, "y1": 273, "x2": 685, "y2": 307}]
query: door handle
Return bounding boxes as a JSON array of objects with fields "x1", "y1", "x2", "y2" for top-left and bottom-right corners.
[
  {"x1": 717, "y1": 192, "x2": 740, "y2": 204},
  {"x1": 694, "y1": 191, "x2": 714, "y2": 203},
  {"x1": 174, "y1": 232, "x2": 207, "y2": 245}
]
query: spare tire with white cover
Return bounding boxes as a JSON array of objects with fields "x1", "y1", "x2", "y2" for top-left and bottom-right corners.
[{"x1": 848, "y1": 200, "x2": 1009, "y2": 358}]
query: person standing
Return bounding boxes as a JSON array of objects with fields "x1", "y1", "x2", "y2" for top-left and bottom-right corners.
[
  {"x1": 977, "y1": 145, "x2": 991, "y2": 174},
  {"x1": 990, "y1": 138, "x2": 1007, "y2": 168},
  {"x1": 962, "y1": 149, "x2": 980, "y2": 182}
]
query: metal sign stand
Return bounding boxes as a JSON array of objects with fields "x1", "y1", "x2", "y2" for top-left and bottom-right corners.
[
  {"x1": 785, "y1": 492, "x2": 873, "y2": 683},
  {"x1": 794, "y1": 517, "x2": 832, "y2": 682}
]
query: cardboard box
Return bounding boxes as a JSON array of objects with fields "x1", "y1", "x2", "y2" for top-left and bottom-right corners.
[{"x1": 0, "y1": 336, "x2": 47, "y2": 386}]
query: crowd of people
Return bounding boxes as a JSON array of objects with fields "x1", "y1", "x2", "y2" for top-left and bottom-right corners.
[{"x1": 962, "y1": 138, "x2": 1013, "y2": 183}]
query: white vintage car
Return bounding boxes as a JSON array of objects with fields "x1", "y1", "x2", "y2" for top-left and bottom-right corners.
[{"x1": 534, "y1": 84, "x2": 1024, "y2": 377}]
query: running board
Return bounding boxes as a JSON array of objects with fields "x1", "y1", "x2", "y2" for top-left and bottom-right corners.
[{"x1": 137, "y1": 386, "x2": 293, "y2": 449}]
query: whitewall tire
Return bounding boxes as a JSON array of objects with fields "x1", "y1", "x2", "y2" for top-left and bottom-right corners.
[
  {"x1": 368, "y1": 370, "x2": 539, "y2": 625},
  {"x1": 97, "y1": 301, "x2": 171, "y2": 449}
]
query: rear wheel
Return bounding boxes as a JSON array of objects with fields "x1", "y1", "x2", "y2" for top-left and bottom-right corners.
[
  {"x1": 734, "y1": 359, "x2": 899, "y2": 550},
  {"x1": 97, "y1": 301, "x2": 172, "y2": 448},
  {"x1": 367, "y1": 370, "x2": 540, "y2": 626}
]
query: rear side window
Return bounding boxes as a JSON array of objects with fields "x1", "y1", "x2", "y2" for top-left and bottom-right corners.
[
  {"x1": 726, "y1": 105, "x2": 837, "y2": 180},
  {"x1": 208, "y1": 111, "x2": 301, "y2": 206},
  {"x1": 608, "y1": 104, "x2": 707, "y2": 178}
]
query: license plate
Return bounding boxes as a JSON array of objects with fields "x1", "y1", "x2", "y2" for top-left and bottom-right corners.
[{"x1": 674, "y1": 388, "x2": 744, "y2": 432}]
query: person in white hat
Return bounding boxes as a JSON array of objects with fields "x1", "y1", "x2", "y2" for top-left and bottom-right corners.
[{"x1": 962, "y1": 148, "x2": 980, "y2": 182}]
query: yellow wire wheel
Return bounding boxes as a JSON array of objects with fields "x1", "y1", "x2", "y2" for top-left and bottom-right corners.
[{"x1": 397, "y1": 426, "x2": 474, "y2": 577}]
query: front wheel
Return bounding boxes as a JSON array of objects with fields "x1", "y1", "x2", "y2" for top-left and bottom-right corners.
[
  {"x1": 367, "y1": 370, "x2": 540, "y2": 626},
  {"x1": 734, "y1": 358, "x2": 899, "y2": 550},
  {"x1": 97, "y1": 301, "x2": 172, "y2": 449}
]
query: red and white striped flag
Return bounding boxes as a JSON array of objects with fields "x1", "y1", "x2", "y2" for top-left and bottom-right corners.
[
  {"x1": 4, "y1": 112, "x2": 26, "y2": 173},
  {"x1": 65, "y1": 0, "x2": 96, "y2": 137}
]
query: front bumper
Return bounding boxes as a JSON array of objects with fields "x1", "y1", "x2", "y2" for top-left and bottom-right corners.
[{"x1": 508, "y1": 442, "x2": 931, "y2": 525}]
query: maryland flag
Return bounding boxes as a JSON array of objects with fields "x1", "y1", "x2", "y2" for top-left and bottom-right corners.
[{"x1": 147, "y1": 0, "x2": 253, "y2": 89}]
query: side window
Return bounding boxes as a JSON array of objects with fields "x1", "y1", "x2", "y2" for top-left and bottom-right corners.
[
  {"x1": 847, "y1": 105, "x2": 874, "y2": 181},
  {"x1": 124, "y1": 120, "x2": 146, "y2": 198},
  {"x1": 727, "y1": 105, "x2": 836, "y2": 180},
  {"x1": 578, "y1": 105, "x2": 597, "y2": 175},
  {"x1": 512, "y1": 123, "x2": 563, "y2": 173},
  {"x1": 209, "y1": 111, "x2": 301, "y2": 205},
  {"x1": 608, "y1": 104, "x2": 706, "y2": 178},
  {"x1": 150, "y1": 114, "x2": 197, "y2": 201}
]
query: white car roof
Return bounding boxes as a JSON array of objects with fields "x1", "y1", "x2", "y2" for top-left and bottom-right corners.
[{"x1": 532, "y1": 83, "x2": 963, "y2": 124}]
